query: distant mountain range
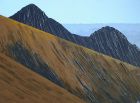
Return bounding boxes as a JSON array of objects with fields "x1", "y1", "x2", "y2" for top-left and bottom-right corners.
[{"x1": 10, "y1": 4, "x2": 140, "y2": 67}]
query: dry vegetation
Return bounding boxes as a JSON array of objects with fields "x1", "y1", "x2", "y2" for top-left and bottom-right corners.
[
  {"x1": 0, "y1": 53, "x2": 85, "y2": 103},
  {"x1": 0, "y1": 16, "x2": 140, "y2": 103}
]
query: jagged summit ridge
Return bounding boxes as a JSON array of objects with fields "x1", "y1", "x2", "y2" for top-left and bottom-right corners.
[
  {"x1": 25, "y1": 3, "x2": 40, "y2": 8},
  {"x1": 10, "y1": 4, "x2": 48, "y2": 27},
  {"x1": 10, "y1": 4, "x2": 73, "y2": 39},
  {"x1": 91, "y1": 26, "x2": 127, "y2": 40},
  {"x1": 10, "y1": 4, "x2": 140, "y2": 67},
  {"x1": 11, "y1": 4, "x2": 47, "y2": 17},
  {"x1": 90, "y1": 26, "x2": 140, "y2": 64}
]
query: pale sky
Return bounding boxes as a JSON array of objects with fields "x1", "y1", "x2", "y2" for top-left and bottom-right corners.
[{"x1": 0, "y1": 0, "x2": 140, "y2": 23}]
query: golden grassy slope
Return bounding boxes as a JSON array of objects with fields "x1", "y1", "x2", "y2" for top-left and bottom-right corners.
[
  {"x1": 0, "y1": 53, "x2": 85, "y2": 103},
  {"x1": 0, "y1": 16, "x2": 140, "y2": 103}
]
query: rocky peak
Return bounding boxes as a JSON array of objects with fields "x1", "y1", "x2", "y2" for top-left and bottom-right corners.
[
  {"x1": 88, "y1": 26, "x2": 140, "y2": 66},
  {"x1": 25, "y1": 4, "x2": 39, "y2": 8},
  {"x1": 91, "y1": 26, "x2": 127, "y2": 41},
  {"x1": 10, "y1": 4, "x2": 48, "y2": 26},
  {"x1": 10, "y1": 4, "x2": 73, "y2": 39},
  {"x1": 15, "y1": 4, "x2": 47, "y2": 17},
  {"x1": 10, "y1": 4, "x2": 140, "y2": 67},
  {"x1": 24, "y1": 4, "x2": 46, "y2": 16}
]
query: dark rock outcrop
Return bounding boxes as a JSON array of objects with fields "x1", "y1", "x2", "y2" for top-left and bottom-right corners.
[
  {"x1": 10, "y1": 4, "x2": 140, "y2": 67},
  {"x1": 89, "y1": 26, "x2": 140, "y2": 66}
]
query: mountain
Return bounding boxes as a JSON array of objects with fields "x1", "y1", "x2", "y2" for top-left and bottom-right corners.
[
  {"x1": 10, "y1": 4, "x2": 77, "y2": 41},
  {"x1": 10, "y1": 4, "x2": 140, "y2": 67},
  {"x1": 0, "y1": 53, "x2": 85, "y2": 103},
  {"x1": 63, "y1": 24, "x2": 140, "y2": 47},
  {"x1": 90, "y1": 26, "x2": 140, "y2": 66},
  {"x1": 1, "y1": 16, "x2": 140, "y2": 103}
]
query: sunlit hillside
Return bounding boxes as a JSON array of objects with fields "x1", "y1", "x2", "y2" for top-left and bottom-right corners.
[
  {"x1": 0, "y1": 16, "x2": 140, "y2": 103},
  {"x1": 0, "y1": 53, "x2": 85, "y2": 103}
]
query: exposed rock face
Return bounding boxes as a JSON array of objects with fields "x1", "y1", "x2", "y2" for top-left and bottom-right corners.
[
  {"x1": 10, "y1": 4, "x2": 77, "y2": 41},
  {"x1": 90, "y1": 26, "x2": 140, "y2": 66},
  {"x1": 10, "y1": 4, "x2": 140, "y2": 67}
]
